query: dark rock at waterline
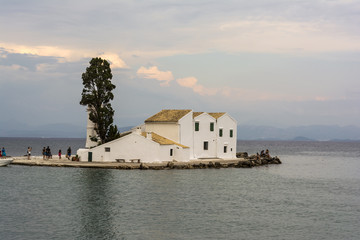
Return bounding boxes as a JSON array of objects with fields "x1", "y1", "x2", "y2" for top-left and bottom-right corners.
[
  {"x1": 140, "y1": 163, "x2": 149, "y2": 170},
  {"x1": 236, "y1": 152, "x2": 248, "y2": 158}
]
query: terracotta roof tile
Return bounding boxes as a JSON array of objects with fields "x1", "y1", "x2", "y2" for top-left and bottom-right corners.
[
  {"x1": 208, "y1": 112, "x2": 226, "y2": 119},
  {"x1": 193, "y1": 112, "x2": 204, "y2": 118},
  {"x1": 145, "y1": 109, "x2": 192, "y2": 122},
  {"x1": 141, "y1": 132, "x2": 189, "y2": 148}
]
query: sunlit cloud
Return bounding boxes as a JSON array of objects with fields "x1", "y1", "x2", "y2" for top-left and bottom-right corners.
[
  {"x1": 216, "y1": 19, "x2": 360, "y2": 53},
  {"x1": 99, "y1": 53, "x2": 129, "y2": 69},
  {"x1": 177, "y1": 77, "x2": 218, "y2": 96},
  {"x1": 137, "y1": 66, "x2": 174, "y2": 86},
  {"x1": 0, "y1": 42, "x2": 128, "y2": 69}
]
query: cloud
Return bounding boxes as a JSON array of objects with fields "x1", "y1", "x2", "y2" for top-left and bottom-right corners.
[
  {"x1": 216, "y1": 19, "x2": 360, "y2": 53},
  {"x1": 0, "y1": 42, "x2": 128, "y2": 68},
  {"x1": 176, "y1": 77, "x2": 197, "y2": 88},
  {"x1": 137, "y1": 66, "x2": 174, "y2": 86},
  {"x1": 99, "y1": 53, "x2": 129, "y2": 69},
  {"x1": 0, "y1": 64, "x2": 28, "y2": 71},
  {"x1": 177, "y1": 77, "x2": 218, "y2": 96},
  {"x1": 36, "y1": 63, "x2": 56, "y2": 72}
]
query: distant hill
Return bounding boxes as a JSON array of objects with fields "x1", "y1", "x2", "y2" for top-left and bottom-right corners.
[
  {"x1": 1, "y1": 120, "x2": 359, "y2": 141},
  {"x1": 237, "y1": 125, "x2": 360, "y2": 141}
]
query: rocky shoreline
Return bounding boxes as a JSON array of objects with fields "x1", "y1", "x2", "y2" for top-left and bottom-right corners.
[
  {"x1": 140, "y1": 153, "x2": 281, "y2": 170},
  {"x1": 10, "y1": 152, "x2": 281, "y2": 170}
]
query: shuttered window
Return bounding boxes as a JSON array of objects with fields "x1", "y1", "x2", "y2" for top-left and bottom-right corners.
[
  {"x1": 210, "y1": 122, "x2": 214, "y2": 131},
  {"x1": 219, "y1": 128, "x2": 223, "y2": 137},
  {"x1": 195, "y1": 122, "x2": 199, "y2": 131},
  {"x1": 230, "y1": 129, "x2": 233, "y2": 138}
]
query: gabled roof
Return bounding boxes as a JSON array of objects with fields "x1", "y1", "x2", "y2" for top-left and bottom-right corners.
[
  {"x1": 141, "y1": 132, "x2": 189, "y2": 148},
  {"x1": 193, "y1": 112, "x2": 204, "y2": 118},
  {"x1": 145, "y1": 109, "x2": 192, "y2": 123},
  {"x1": 208, "y1": 112, "x2": 226, "y2": 119}
]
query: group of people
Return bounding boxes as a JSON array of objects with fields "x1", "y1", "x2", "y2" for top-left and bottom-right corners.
[
  {"x1": 42, "y1": 146, "x2": 52, "y2": 160},
  {"x1": 0, "y1": 147, "x2": 6, "y2": 158},
  {"x1": 25, "y1": 146, "x2": 72, "y2": 160},
  {"x1": 256, "y1": 149, "x2": 271, "y2": 159}
]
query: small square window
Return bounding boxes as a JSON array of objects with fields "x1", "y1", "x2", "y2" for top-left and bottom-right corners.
[
  {"x1": 105, "y1": 147, "x2": 110, "y2": 152},
  {"x1": 203, "y1": 141, "x2": 208, "y2": 150},
  {"x1": 195, "y1": 122, "x2": 199, "y2": 131}
]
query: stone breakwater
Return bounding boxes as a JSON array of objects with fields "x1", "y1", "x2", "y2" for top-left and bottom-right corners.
[
  {"x1": 140, "y1": 155, "x2": 281, "y2": 170},
  {"x1": 10, "y1": 153, "x2": 281, "y2": 170}
]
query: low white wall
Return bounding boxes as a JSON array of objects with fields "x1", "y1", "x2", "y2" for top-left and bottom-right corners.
[{"x1": 77, "y1": 133, "x2": 190, "y2": 163}]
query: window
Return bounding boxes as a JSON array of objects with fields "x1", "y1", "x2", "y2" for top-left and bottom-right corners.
[
  {"x1": 203, "y1": 141, "x2": 208, "y2": 150},
  {"x1": 170, "y1": 149, "x2": 173, "y2": 156},
  {"x1": 224, "y1": 146, "x2": 227, "y2": 153},
  {"x1": 195, "y1": 122, "x2": 199, "y2": 131},
  {"x1": 230, "y1": 129, "x2": 233, "y2": 138},
  {"x1": 210, "y1": 122, "x2": 214, "y2": 131},
  {"x1": 105, "y1": 147, "x2": 110, "y2": 152},
  {"x1": 219, "y1": 128, "x2": 223, "y2": 137}
]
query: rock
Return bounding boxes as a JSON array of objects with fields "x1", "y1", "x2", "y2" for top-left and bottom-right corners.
[
  {"x1": 214, "y1": 162, "x2": 222, "y2": 168},
  {"x1": 167, "y1": 162, "x2": 175, "y2": 169},
  {"x1": 150, "y1": 166, "x2": 165, "y2": 170},
  {"x1": 236, "y1": 152, "x2": 248, "y2": 158},
  {"x1": 140, "y1": 163, "x2": 149, "y2": 170},
  {"x1": 208, "y1": 161, "x2": 215, "y2": 168},
  {"x1": 185, "y1": 164, "x2": 193, "y2": 169},
  {"x1": 235, "y1": 160, "x2": 253, "y2": 168},
  {"x1": 271, "y1": 157, "x2": 282, "y2": 164}
]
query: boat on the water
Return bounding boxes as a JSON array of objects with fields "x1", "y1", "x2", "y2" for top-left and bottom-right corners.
[{"x1": 0, "y1": 158, "x2": 13, "y2": 167}]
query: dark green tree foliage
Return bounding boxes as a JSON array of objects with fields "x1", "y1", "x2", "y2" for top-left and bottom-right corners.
[
  {"x1": 80, "y1": 57, "x2": 120, "y2": 144},
  {"x1": 106, "y1": 125, "x2": 121, "y2": 142}
]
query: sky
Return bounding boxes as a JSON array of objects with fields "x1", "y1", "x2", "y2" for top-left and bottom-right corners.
[{"x1": 1, "y1": 0, "x2": 360, "y2": 134}]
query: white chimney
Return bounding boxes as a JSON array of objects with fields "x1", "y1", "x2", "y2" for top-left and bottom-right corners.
[
  {"x1": 134, "y1": 127, "x2": 142, "y2": 135},
  {"x1": 146, "y1": 132, "x2": 152, "y2": 140}
]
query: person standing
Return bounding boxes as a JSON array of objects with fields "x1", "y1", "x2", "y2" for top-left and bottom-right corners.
[
  {"x1": 27, "y1": 146, "x2": 32, "y2": 160},
  {"x1": 46, "y1": 146, "x2": 50, "y2": 160},
  {"x1": 58, "y1": 149, "x2": 61, "y2": 159},
  {"x1": 42, "y1": 147, "x2": 46, "y2": 160},
  {"x1": 67, "y1": 147, "x2": 71, "y2": 160},
  {"x1": 2, "y1": 147, "x2": 6, "y2": 158}
]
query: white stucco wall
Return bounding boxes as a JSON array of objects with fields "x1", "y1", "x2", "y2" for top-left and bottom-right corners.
[
  {"x1": 145, "y1": 122, "x2": 179, "y2": 142},
  {"x1": 85, "y1": 109, "x2": 98, "y2": 148},
  {"x1": 193, "y1": 113, "x2": 217, "y2": 159},
  {"x1": 216, "y1": 114, "x2": 237, "y2": 159},
  {"x1": 178, "y1": 112, "x2": 193, "y2": 154},
  {"x1": 77, "y1": 133, "x2": 190, "y2": 163},
  {"x1": 174, "y1": 146, "x2": 190, "y2": 162},
  {"x1": 78, "y1": 133, "x2": 161, "y2": 163}
]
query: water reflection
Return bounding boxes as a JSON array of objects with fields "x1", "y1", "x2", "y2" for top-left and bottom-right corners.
[{"x1": 76, "y1": 169, "x2": 117, "y2": 239}]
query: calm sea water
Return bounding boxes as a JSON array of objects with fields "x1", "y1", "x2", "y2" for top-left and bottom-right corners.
[{"x1": 0, "y1": 138, "x2": 359, "y2": 240}]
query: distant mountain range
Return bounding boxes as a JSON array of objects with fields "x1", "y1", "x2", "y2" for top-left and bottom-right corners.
[
  {"x1": 1, "y1": 121, "x2": 359, "y2": 141},
  {"x1": 237, "y1": 125, "x2": 360, "y2": 141}
]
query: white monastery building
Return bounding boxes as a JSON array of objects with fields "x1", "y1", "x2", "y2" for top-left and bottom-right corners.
[{"x1": 77, "y1": 109, "x2": 237, "y2": 162}]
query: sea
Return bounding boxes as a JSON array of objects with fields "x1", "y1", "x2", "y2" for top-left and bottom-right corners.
[{"x1": 0, "y1": 138, "x2": 359, "y2": 240}]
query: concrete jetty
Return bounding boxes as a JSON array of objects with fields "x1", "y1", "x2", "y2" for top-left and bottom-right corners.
[{"x1": 10, "y1": 155, "x2": 281, "y2": 170}]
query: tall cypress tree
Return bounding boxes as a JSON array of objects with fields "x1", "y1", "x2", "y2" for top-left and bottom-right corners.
[{"x1": 80, "y1": 57, "x2": 119, "y2": 144}]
